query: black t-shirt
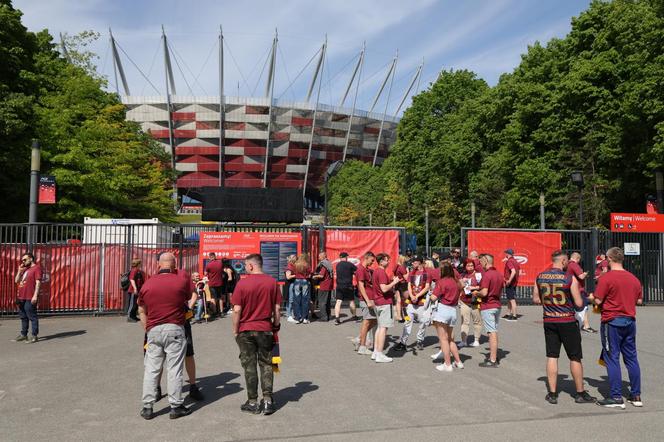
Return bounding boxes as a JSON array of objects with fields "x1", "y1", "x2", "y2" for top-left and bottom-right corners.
[{"x1": 336, "y1": 261, "x2": 357, "y2": 289}]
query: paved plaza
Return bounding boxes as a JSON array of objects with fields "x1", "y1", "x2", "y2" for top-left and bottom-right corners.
[{"x1": 1, "y1": 306, "x2": 663, "y2": 441}]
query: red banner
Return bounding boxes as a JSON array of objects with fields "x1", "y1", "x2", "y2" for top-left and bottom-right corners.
[
  {"x1": 198, "y1": 231, "x2": 301, "y2": 282},
  {"x1": 38, "y1": 176, "x2": 56, "y2": 204},
  {"x1": 325, "y1": 229, "x2": 400, "y2": 272},
  {"x1": 610, "y1": 212, "x2": 664, "y2": 232},
  {"x1": 467, "y1": 230, "x2": 562, "y2": 286}
]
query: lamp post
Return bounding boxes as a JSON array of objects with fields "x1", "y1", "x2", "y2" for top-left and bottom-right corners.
[
  {"x1": 471, "y1": 200, "x2": 476, "y2": 228},
  {"x1": 539, "y1": 193, "x2": 545, "y2": 230},
  {"x1": 28, "y1": 140, "x2": 41, "y2": 251},
  {"x1": 570, "y1": 171, "x2": 584, "y2": 229},
  {"x1": 324, "y1": 160, "x2": 343, "y2": 226}
]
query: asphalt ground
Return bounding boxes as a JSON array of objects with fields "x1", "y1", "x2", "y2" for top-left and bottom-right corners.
[{"x1": 1, "y1": 305, "x2": 662, "y2": 441}]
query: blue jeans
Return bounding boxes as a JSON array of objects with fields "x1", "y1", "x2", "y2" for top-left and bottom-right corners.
[
  {"x1": 286, "y1": 284, "x2": 295, "y2": 318},
  {"x1": 600, "y1": 318, "x2": 641, "y2": 399},
  {"x1": 195, "y1": 298, "x2": 204, "y2": 321},
  {"x1": 292, "y1": 279, "x2": 311, "y2": 321},
  {"x1": 18, "y1": 299, "x2": 39, "y2": 336}
]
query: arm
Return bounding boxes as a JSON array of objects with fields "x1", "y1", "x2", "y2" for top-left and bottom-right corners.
[
  {"x1": 532, "y1": 283, "x2": 541, "y2": 305},
  {"x1": 232, "y1": 305, "x2": 241, "y2": 336},
  {"x1": 188, "y1": 290, "x2": 197, "y2": 310},
  {"x1": 357, "y1": 280, "x2": 371, "y2": 304},
  {"x1": 31, "y1": 279, "x2": 41, "y2": 305},
  {"x1": 478, "y1": 287, "x2": 488, "y2": 298},
  {"x1": 379, "y1": 276, "x2": 400, "y2": 293},
  {"x1": 273, "y1": 302, "x2": 281, "y2": 328},
  {"x1": 285, "y1": 270, "x2": 295, "y2": 281},
  {"x1": 138, "y1": 305, "x2": 147, "y2": 330},
  {"x1": 415, "y1": 283, "x2": 430, "y2": 300},
  {"x1": 570, "y1": 277, "x2": 583, "y2": 309},
  {"x1": 15, "y1": 266, "x2": 25, "y2": 284},
  {"x1": 505, "y1": 268, "x2": 516, "y2": 285}
]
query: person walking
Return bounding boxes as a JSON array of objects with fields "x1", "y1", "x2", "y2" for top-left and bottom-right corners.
[
  {"x1": 137, "y1": 253, "x2": 193, "y2": 420},
  {"x1": 588, "y1": 247, "x2": 643, "y2": 409},
  {"x1": 205, "y1": 252, "x2": 225, "y2": 318},
  {"x1": 333, "y1": 252, "x2": 357, "y2": 324},
  {"x1": 313, "y1": 252, "x2": 334, "y2": 322},
  {"x1": 356, "y1": 252, "x2": 377, "y2": 356},
  {"x1": 232, "y1": 254, "x2": 282, "y2": 415},
  {"x1": 503, "y1": 249, "x2": 520, "y2": 321},
  {"x1": 292, "y1": 255, "x2": 312, "y2": 324},
  {"x1": 373, "y1": 253, "x2": 400, "y2": 363},
  {"x1": 430, "y1": 262, "x2": 464, "y2": 372},
  {"x1": 284, "y1": 254, "x2": 297, "y2": 323},
  {"x1": 127, "y1": 258, "x2": 145, "y2": 323},
  {"x1": 533, "y1": 250, "x2": 596, "y2": 405},
  {"x1": 14, "y1": 252, "x2": 42, "y2": 344},
  {"x1": 477, "y1": 254, "x2": 504, "y2": 367}
]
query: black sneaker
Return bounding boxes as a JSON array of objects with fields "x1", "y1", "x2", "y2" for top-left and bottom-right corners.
[
  {"x1": 627, "y1": 395, "x2": 643, "y2": 407},
  {"x1": 393, "y1": 342, "x2": 407, "y2": 351},
  {"x1": 574, "y1": 391, "x2": 596, "y2": 403},
  {"x1": 155, "y1": 385, "x2": 163, "y2": 402},
  {"x1": 334, "y1": 318, "x2": 341, "y2": 325},
  {"x1": 140, "y1": 406, "x2": 154, "y2": 420},
  {"x1": 241, "y1": 400, "x2": 261, "y2": 414},
  {"x1": 479, "y1": 360, "x2": 499, "y2": 368},
  {"x1": 261, "y1": 398, "x2": 276, "y2": 415},
  {"x1": 189, "y1": 384, "x2": 204, "y2": 401},
  {"x1": 169, "y1": 405, "x2": 191, "y2": 419},
  {"x1": 597, "y1": 397, "x2": 626, "y2": 409},
  {"x1": 545, "y1": 392, "x2": 558, "y2": 404},
  {"x1": 354, "y1": 316, "x2": 362, "y2": 322},
  {"x1": 504, "y1": 315, "x2": 517, "y2": 322},
  {"x1": 582, "y1": 327, "x2": 598, "y2": 334},
  {"x1": 416, "y1": 342, "x2": 424, "y2": 350}
]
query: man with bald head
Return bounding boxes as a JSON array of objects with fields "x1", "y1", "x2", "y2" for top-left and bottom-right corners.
[{"x1": 137, "y1": 252, "x2": 194, "y2": 420}]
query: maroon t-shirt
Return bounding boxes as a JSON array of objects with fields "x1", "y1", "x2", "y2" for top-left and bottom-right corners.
[
  {"x1": 595, "y1": 260, "x2": 609, "y2": 279},
  {"x1": 426, "y1": 267, "x2": 441, "y2": 283},
  {"x1": 433, "y1": 277, "x2": 461, "y2": 306},
  {"x1": 408, "y1": 269, "x2": 428, "y2": 305},
  {"x1": 594, "y1": 270, "x2": 642, "y2": 322},
  {"x1": 138, "y1": 270, "x2": 194, "y2": 332},
  {"x1": 318, "y1": 265, "x2": 334, "y2": 291},
  {"x1": 460, "y1": 271, "x2": 481, "y2": 304},
  {"x1": 356, "y1": 264, "x2": 375, "y2": 301},
  {"x1": 472, "y1": 258, "x2": 484, "y2": 274},
  {"x1": 480, "y1": 267, "x2": 504, "y2": 310},
  {"x1": 504, "y1": 257, "x2": 520, "y2": 287},
  {"x1": 373, "y1": 267, "x2": 394, "y2": 306},
  {"x1": 17, "y1": 265, "x2": 42, "y2": 300},
  {"x1": 395, "y1": 264, "x2": 408, "y2": 282},
  {"x1": 232, "y1": 273, "x2": 282, "y2": 332},
  {"x1": 205, "y1": 259, "x2": 224, "y2": 287},
  {"x1": 566, "y1": 260, "x2": 586, "y2": 293},
  {"x1": 128, "y1": 268, "x2": 145, "y2": 294}
]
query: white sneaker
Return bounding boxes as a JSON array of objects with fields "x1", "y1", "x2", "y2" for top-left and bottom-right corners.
[
  {"x1": 357, "y1": 346, "x2": 373, "y2": 355},
  {"x1": 453, "y1": 361, "x2": 464, "y2": 369},
  {"x1": 287, "y1": 316, "x2": 297, "y2": 323},
  {"x1": 371, "y1": 351, "x2": 377, "y2": 360},
  {"x1": 430, "y1": 350, "x2": 443, "y2": 360},
  {"x1": 375, "y1": 353, "x2": 393, "y2": 363},
  {"x1": 302, "y1": 319, "x2": 310, "y2": 324},
  {"x1": 471, "y1": 341, "x2": 480, "y2": 347},
  {"x1": 435, "y1": 363, "x2": 453, "y2": 372}
]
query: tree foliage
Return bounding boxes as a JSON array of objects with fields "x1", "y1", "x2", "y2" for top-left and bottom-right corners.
[
  {"x1": 0, "y1": 1, "x2": 176, "y2": 223},
  {"x1": 328, "y1": 0, "x2": 664, "y2": 246}
]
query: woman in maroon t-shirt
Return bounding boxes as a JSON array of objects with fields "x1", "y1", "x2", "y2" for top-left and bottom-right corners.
[
  {"x1": 292, "y1": 254, "x2": 312, "y2": 323},
  {"x1": 430, "y1": 262, "x2": 464, "y2": 372},
  {"x1": 458, "y1": 260, "x2": 483, "y2": 348},
  {"x1": 127, "y1": 258, "x2": 145, "y2": 322},
  {"x1": 394, "y1": 255, "x2": 409, "y2": 322}
]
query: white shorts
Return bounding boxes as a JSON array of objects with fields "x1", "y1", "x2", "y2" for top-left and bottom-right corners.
[
  {"x1": 376, "y1": 304, "x2": 394, "y2": 328},
  {"x1": 432, "y1": 303, "x2": 457, "y2": 326}
]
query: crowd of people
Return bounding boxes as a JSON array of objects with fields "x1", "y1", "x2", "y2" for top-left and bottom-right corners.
[{"x1": 10, "y1": 244, "x2": 643, "y2": 418}]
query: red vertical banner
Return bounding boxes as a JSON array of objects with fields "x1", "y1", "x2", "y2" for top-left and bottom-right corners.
[
  {"x1": 467, "y1": 230, "x2": 562, "y2": 286},
  {"x1": 325, "y1": 229, "x2": 400, "y2": 269},
  {"x1": 38, "y1": 176, "x2": 56, "y2": 204}
]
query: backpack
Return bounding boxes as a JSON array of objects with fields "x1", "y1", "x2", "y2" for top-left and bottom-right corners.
[{"x1": 120, "y1": 271, "x2": 131, "y2": 290}]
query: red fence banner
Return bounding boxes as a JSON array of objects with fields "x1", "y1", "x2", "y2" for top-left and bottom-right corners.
[
  {"x1": 199, "y1": 232, "x2": 301, "y2": 282},
  {"x1": 610, "y1": 213, "x2": 664, "y2": 233},
  {"x1": 325, "y1": 229, "x2": 400, "y2": 272},
  {"x1": 467, "y1": 230, "x2": 562, "y2": 286}
]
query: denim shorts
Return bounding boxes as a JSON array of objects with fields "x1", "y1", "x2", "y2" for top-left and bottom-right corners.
[
  {"x1": 481, "y1": 308, "x2": 501, "y2": 333},
  {"x1": 432, "y1": 303, "x2": 457, "y2": 326}
]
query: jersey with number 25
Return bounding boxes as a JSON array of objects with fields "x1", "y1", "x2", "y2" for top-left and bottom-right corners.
[{"x1": 536, "y1": 268, "x2": 575, "y2": 323}]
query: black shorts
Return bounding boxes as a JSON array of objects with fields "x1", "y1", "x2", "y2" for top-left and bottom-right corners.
[
  {"x1": 184, "y1": 321, "x2": 195, "y2": 357},
  {"x1": 396, "y1": 282, "x2": 408, "y2": 294},
  {"x1": 335, "y1": 287, "x2": 356, "y2": 301},
  {"x1": 544, "y1": 322, "x2": 582, "y2": 360},
  {"x1": 209, "y1": 286, "x2": 223, "y2": 300},
  {"x1": 505, "y1": 286, "x2": 517, "y2": 300}
]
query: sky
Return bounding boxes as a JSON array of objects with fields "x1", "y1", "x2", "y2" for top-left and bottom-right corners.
[{"x1": 14, "y1": 0, "x2": 592, "y2": 115}]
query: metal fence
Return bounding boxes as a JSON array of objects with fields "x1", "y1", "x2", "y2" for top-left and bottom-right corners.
[
  {"x1": 460, "y1": 227, "x2": 664, "y2": 305},
  {"x1": 1, "y1": 223, "x2": 406, "y2": 316}
]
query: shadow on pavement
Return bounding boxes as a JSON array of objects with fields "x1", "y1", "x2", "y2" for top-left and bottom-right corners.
[
  {"x1": 536, "y1": 374, "x2": 579, "y2": 397},
  {"x1": 480, "y1": 348, "x2": 511, "y2": 363},
  {"x1": 39, "y1": 330, "x2": 87, "y2": 341},
  {"x1": 585, "y1": 375, "x2": 632, "y2": 399},
  {"x1": 189, "y1": 372, "x2": 243, "y2": 411},
  {"x1": 273, "y1": 381, "x2": 319, "y2": 411}
]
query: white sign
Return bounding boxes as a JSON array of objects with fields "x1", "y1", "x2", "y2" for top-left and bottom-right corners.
[{"x1": 624, "y1": 243, "x2": 640, "y2": 256}]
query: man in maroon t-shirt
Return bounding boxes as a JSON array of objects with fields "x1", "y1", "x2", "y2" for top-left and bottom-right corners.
[
  {"x1": 205, "y1": 252, "x2": 225, "y2": 317},
  {"x1": 356, "y1": 252, "x2": 377, "y2": 356},
  {"x1": 313, "y1": 251, "x2": 334, "y2": 322},
  {"x1": 373, "y1": 253, "x2": 400, "y2": 363},
  {"x1": 138, "y1": 253, "x2": 194, "y2": 420},
  {"x1": 232, "y1": 253, "x2": 282, "y2": 415},
  {"x1": 14, "y1": 252, "x2": 42, "y2": 343},
  {"x1": 503, "y1": 249, "x2": 520, "y2": 321},
  {"x1": 478, "y1": 254, "x2": 504, "y2": 367},
  {"x1": 567, "y1": 252, "x2": 596, "y2": 333}
]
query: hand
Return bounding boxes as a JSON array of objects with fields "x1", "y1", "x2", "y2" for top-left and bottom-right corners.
[
  {"x1": 533, "y1": 298, "x2": 542, "y2": 305},
  {"x1": 392, "y1": 276, "x2": 400, "y2": 283},
  {"x1": 31, "y1": 296, "x2": 38, "y2": 305},
  {"x1": 367, "y1": 300, "x2": 375, "y2": 308}
]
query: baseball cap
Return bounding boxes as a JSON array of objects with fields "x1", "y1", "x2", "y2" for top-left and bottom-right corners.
[
  {"x1": 440, "y1": 251, "x2": 451, "y2": 260},
  {"x1": 339, "y1": 252, "x2": 349, "y2": 258},
  {"x1": 411, "y1": 255, "x2": 423, "y2": 263},
  {"x1": 504, "y1": 248, "x2": 514, "y2": 255}
]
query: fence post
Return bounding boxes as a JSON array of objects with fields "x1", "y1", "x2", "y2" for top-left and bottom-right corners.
[
  {"x1": 98, "y1": 243, "x2": 105, "y2": 313},
  {"x1": 400, "y1": 228, "x2": 406, "y2": 255},
  {"x1": 319, "y1": 224, "x2": 325, "y2": 252},
  {"x1": 460, "y1": 228, "x2": 466, "y2": 257},
  {"x1": 300, "y1": 225, "x2": 308, "y2": 255},
  {"x1": 588, "y1": 228, "x2": 599, "y2": 293},
  {"x1": 178, "y1": 226, "x2": 184, "y2": 269}
]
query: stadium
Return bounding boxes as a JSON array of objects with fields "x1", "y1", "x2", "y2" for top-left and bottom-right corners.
[{"x1": 105, "y1": 29, "x2": 422, "y2": 212}]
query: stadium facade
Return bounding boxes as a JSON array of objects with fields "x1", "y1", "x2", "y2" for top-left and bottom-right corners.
[{"x1": 108, "y1": 29, "x2": 422, "y2": 208}]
